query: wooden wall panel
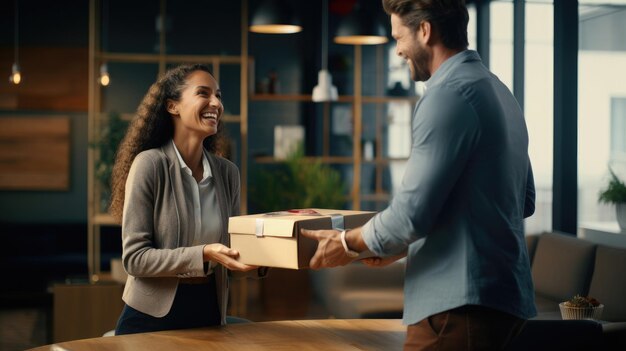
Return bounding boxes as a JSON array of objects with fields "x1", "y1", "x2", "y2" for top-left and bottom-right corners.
[
  {"x1": 0, "y1": 116, "x2": 70, "y2": 190},
  {"x1": 0, "y1": 47, "x2": 88, "y2": 111}
]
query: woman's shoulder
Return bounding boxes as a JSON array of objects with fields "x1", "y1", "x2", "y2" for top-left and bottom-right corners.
[
  {"x1": 135, "y1": 148, "x2": 165, "y2": 162},
  {"x1": 131, "y1": 148, "x2": 168, "y2": 172}
]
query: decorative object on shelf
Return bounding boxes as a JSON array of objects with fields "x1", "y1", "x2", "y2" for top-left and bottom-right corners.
[
  {"x1": 249, "y1": 0, "x2": 302, "y2": 34},
  {"x1": 9, "y1": 0, "x2": 21, "y2": 84},
  {"x1": 90, "y1": 112, "x2": 129, "y2": 212},
  {"x1": 387, "y1": 82, "x2": 409, "y2": 96},
  {"x1": 274, "y1": 125, "x2": 304, "y2": 160},
  {"x1": 559, "y1": 295, "x2": 604, "y2": 320},
  {"x1": 250, "y1": 145, "x2": 345, "y2": 213},
  {"x1": 334, "y1": 1, "x2": 388, "y2": 45},
  {"x1": 267, "y1": 68, "x2": 279, "y2": 94},
  {"x1": 598, "y1": 167, "x2": 626, "y2": 231},
  {"x1": 312, "y1": 0, "x2": 338, "y2": 102}
]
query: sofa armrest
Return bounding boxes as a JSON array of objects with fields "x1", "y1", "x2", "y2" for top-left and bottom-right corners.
[
  {"x1": 507, "y1": 319, "x2": 603, "y2": 351},
  {"x1": 602, "y1": 322, "x2": 626, "y2": 351}
]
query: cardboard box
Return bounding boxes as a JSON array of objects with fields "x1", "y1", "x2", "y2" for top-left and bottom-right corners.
[{"x1": 228, "y1": 209, "x2": 375, "y2": 269}]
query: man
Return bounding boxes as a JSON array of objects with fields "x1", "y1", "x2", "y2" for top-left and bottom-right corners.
[{"x1": 300, "y1": 0, "x2": 536, "y2": 350}]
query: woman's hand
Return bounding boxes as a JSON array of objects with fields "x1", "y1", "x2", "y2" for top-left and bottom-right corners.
[
  {"x1": 203, "y1": 244, "x2": 257, "y2": 272},
  {"x1": 361, "y1": 251, "x2": 407, "y2": 268}
]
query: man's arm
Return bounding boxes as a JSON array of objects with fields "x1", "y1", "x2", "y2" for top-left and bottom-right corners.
[{"x1": 301, "y1": 87, "x2": 480, "y2": 268}]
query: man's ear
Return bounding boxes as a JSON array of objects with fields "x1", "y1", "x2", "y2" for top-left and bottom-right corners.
[
  {"x1": 419, "y1": 20, "x2": 432, "y2": 45},
  {"x1": 166, "y1": 99, "x2": 179, "y2": 115}
]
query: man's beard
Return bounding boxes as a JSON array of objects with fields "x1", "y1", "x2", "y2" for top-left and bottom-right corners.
[{"x1": 410, "y1": 44, "x2": 431, "y2": 82}]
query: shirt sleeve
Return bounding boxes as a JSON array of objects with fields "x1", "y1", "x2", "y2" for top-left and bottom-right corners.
[
  {"x1": 122, "y1": 152, "x2": 205, "y2": 278},
  {"x1": 524, "y1": 160, "x2": 535, "y2": 218},
  {"x1": 362, "y1": 86, "x2": 481, "y2": 256}
]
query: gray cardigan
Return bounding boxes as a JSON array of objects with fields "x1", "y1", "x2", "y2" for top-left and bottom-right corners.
[{"x1": 120, "y1": 141, "x2": 240, "y2": 324}]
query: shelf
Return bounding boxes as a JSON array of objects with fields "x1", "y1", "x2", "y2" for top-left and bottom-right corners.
[
  {"x1": 362, "y1": 96, "x2": 419, "y2": 103},
  {"x1": 255, "y1": 156, "x2": 409, "y2": 165},
  {"x1": 95, "y1": 112, "x2": 240, "y2": 123},
  {"x1": 93, "y1": 213, "x2": 120, "y2": 226},
  {"x1": 99, "y1": 52, "x2": 243, "y2": 64},
  {"x1": 360, "y1": 193, "x2": 392, "y2": 202},
  {"x1": 255, "y1": 156, "x2": 354, "y2": 164},
  {"x1": 363, "y1": 157, "x2": 410, "y2": 165},
  {"x1": 221, "y1": 114, "x2": 241, "y2": 123},
  {"x1": 250, "y1": 94, "x2": 417, "y2": 103}
]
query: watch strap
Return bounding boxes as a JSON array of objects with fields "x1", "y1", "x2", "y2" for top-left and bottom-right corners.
[{"x1": 340, "y1": 230, "x2": 359, "y2": 258}]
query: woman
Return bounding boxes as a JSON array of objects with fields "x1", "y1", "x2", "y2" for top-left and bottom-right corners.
[{"x1": 109, "y1": 64, "x2": 258, "y2": 335}]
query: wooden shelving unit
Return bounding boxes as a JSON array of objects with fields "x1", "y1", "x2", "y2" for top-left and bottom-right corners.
[
  {"x1": 84, "y1": 0, "x2": 416, "y2": 320},
  {"x1": 87, "y1": 0, "x2": 249, "y2": 283},
  {"x1": 248, "y1": 43, "x2": 416, "y2": 210}
]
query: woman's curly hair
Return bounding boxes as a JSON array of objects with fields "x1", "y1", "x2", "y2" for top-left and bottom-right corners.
[{"x1": 109, "y1": 64, "x2": 227, "y2": 222}]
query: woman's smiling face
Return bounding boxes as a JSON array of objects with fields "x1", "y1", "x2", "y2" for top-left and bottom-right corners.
[{"x1": 169, "y1": 70, "x2": 223, "y2": 138}]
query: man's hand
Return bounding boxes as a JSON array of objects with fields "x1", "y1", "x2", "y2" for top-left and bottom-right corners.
[
  {"x1": 203, "y1": 243, "x2": 257, "y2": 272},
  {"x1": 300, "y1": 229, "x2": 356, "y2": 269}
]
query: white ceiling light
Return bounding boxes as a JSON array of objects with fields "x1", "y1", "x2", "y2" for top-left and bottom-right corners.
[{"x1": 312, "y1": 0, "x2": 337, "y2": 102}]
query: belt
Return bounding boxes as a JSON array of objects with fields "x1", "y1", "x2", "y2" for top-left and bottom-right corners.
[{"x1": 179, "y1": 276, "x2": 211, "y2": 285}]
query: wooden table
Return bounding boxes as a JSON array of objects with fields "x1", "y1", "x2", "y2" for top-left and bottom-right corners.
[{"x1": 28, "y1": 319, "x2": 406, "y2": 351}]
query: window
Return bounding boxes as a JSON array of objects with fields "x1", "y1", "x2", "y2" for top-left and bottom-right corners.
[
  {"x1": 524, "y1": 0, "x2": 554, "y2": 234},
  {"x1": 610, "y1": 98, "x2": 626, "y2": 163},
  {"x1": 578, "y1": 1, "x2": 626, "y2": 225}
]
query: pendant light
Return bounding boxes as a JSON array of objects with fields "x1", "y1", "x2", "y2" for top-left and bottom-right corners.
[
  {"x1": 312, "y1": 0, "x2": 337, "y2": 102},
  {"x1": 99, "y1": 0, "x2": 110, "y2": 86},
  {"x1": 9, "y1": 0, "x2": 21, "y2": 84},
  {"x1": 99, "y1": 64, "x2": 110, "y2": 86},
  {"x1": 249, "y1": 0, "x2": 302, "y2": 34},
  {"x1": 334, "y1": 1, "x2": 388, "y2": 45}
]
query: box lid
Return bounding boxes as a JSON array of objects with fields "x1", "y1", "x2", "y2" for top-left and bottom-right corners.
[{"x1": 228, "y1": 209, "x2": 373, "y2": 238}]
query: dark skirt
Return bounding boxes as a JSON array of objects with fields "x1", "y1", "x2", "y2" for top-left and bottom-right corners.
[{"x1": 115, "y1": 274, "x2": 220, "y2": 335}]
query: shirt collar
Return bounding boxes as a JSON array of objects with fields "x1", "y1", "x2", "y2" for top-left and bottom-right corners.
[
  {"x1": 425, "y1": 50, "x2": 481, "y2": 89},
  {"x1": 171, "y1": 140, "x2": 212, "y2": 180}
]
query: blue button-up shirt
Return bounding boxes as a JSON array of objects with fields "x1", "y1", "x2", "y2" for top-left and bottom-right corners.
[{"x1": 362, "y1": 50, "x2": 537, "y2": 325}]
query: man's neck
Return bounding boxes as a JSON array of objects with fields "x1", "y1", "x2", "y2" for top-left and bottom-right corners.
[{"x1": 430, "y1": 46, "x2": 464, "y2": 76}]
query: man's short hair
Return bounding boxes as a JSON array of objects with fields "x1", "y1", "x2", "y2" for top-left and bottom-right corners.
[{"x1": 382, "y1": 0, "x2": 469, "y2": 50}]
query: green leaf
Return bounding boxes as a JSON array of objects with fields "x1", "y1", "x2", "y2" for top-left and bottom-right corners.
[
  {"x1": 249, "y1": 144, "x2": 346, "y2": 212},
  {"x1": 598, "y1": 167, "x2": 626, "y2": 205}
]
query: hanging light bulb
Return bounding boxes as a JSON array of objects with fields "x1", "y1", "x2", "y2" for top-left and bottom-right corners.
[
  {"x1": 312, "y1": 0, "x2": 337, "y2": 102},
  {"x1": 99, "y1": 63, "x2": 110, "y2": 86},
  {"x1": 10, "y1": 63, "x2": 21, "y2": 84},
  {"x1": 9, "y1": 0, "x2": 21, "y2": 85}
]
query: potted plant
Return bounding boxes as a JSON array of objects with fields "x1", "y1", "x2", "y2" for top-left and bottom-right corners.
[
  {"x1": 90, "y1": 112, "x2": 129, "y2": 212},
  {"x1": 598, "y1": 168, "x2": 626, "y2": 231},
  {"x1": 250, "y1": 144, "x2": 346, "y2": 212}
]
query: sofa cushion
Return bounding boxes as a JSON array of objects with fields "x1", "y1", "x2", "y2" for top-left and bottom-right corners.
[
  {"x1": 531, "y1": 232, "x2": 596, "y2": 301},
  {"x1": 525, "y1": 234, "x2": 540, "y2": 264},
  {"x1": 588, "y1": 245, "x2": 626, "y2": 322},
  {"x1": 533, "y1": 293, "x2": 561, "y2": 316}
]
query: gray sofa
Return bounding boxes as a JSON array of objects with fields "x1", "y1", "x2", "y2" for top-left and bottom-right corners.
[
  {"x1": 526, "y1": 232, "x2": 626, "y2": 322},
  {"x1": 310, "y1": 259, "x2": 405, "y2": 319},
  {"x1": 312, "y1": 231, "x2": 626, "y2": 350},
  {"x1": 524, "y1": 232, "x2": 626, "y2": 350}
]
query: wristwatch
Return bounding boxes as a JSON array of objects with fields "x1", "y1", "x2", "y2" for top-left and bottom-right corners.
[{"x1": 340, "y1": 230, "x2": 359, "y2": 258}]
